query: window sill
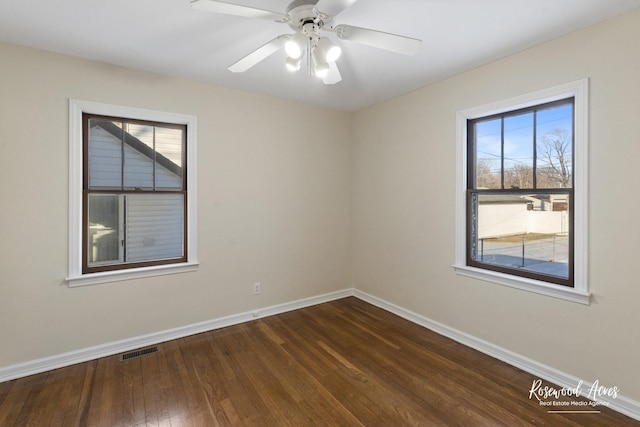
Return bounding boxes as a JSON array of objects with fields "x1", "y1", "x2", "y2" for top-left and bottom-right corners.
[
  {"x1": 66, "y1": 262, "x2": 199, "y2": 287},
  {"x1": 453, "y1": 264, "x2": 590, "y2": 305}
]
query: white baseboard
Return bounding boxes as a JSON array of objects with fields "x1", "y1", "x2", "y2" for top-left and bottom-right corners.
[
  {"x1": 1, "y1": 287, "x2": 638, "y2": 422},
  {"x1": 0, "y1": 288, "x2": 352, "y2": 383},
  {"x1": 352, "y1": 289, "x2": 640, "y2": 422}
]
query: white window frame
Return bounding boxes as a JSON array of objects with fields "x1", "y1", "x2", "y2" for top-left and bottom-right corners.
[
  {"x1": 453, "y1": 80, "x2": 590, "y2": 304},
  {"x1": 67, "y1": 99, "x2": 198, "y2": 287}
]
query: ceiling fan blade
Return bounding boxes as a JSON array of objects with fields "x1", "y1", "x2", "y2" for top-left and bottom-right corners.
[
  {"x1": 333, "y1": 24, "x2": 421, "y2": 56},
  {"x1": 228, "y1": 35, "x2": 288, "y2": 73},
  {"x1": 322, "y1": 62, "x2": 342, "y2": 85},
  {"x1": 314, "y1": 0, "x2": 359, "y2": 17},
  {"x1": 191, "y1": 0, "x2": 286, "y2": 21}
]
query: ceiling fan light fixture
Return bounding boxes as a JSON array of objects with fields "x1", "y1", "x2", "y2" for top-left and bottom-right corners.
[
  {"x1": 195, "y1": 0, "x2": 423, "y2": 86},
  {"x1": 312, "y1": 47, "x2": 329, "y2": 78},
  {"x1": 314, "y1": 63, "x2": 329, "y2": 78},
  {"x1": 316, "y1": 37, "x2": 341, "y2": 63},
  {"x1": 284, "y1": 32, "x2": 307, "y2": 59},
  {"x1": 285, "y1": 56, "x2": 302, "y2": 72}
]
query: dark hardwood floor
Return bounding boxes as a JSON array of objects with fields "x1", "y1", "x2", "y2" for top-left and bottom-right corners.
[{"x1": 0, "y1": 297, "x2": 637, "y2": 426}]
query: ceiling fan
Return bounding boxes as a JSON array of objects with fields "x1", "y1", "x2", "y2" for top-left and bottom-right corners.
[{"x1": 191, "y1": 0, "x2": 422, "y2": 84}]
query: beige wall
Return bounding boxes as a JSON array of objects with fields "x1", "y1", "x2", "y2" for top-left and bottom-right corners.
[
  {"x1": 0, "y1": 42, "x2": 351, "y2": 367},
  {"x1": 352, "y1": 9, "x2": 640, "y2": 400}
]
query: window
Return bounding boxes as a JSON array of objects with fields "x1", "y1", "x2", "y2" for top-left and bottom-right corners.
[
  {"x1": 467, "y1": 99, "x2": 574, "y2": 287},
  {"x1": 454, "y1": 80, "x2": 589, "y2": 304},
  {"x1": 68, "y1": 100, "x2": 197, "y2": 286},
  {"x1": 84, "y1": 115, "x2": 187, "y2": 273}
]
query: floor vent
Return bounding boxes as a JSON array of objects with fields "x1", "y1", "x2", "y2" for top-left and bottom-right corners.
[{"x1": 118, "y1": 346, "x2": 159, "y2": 362}]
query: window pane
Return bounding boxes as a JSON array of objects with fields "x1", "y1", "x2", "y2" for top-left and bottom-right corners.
[
  {"x1": 88, "y1": 119, "x2": 122, "y2": 189},
  {"x1": 475, "y1": 119, "x2": 502, "y2": 189},
  {"x1": 125, "y1": 194, "x2": 184, "y2": 263},
  {"x1": 88, "y1": 194, "x2": 121, "y2": 265},
  {"x1": 504, "y1": 113, "x2": 534, "y2": 189},
  {"x1": 123, "y1": 123, "x2": 154, "y2": 190},
  {"x1": 155, "y1": 126, "x2": 184, "y2": 190},
  {"x1": 470, "y1": 192, "x2": 570, "y2": 279},
  {"x1": 536, "y1": 103, "x2": 573, "y2": 188}
]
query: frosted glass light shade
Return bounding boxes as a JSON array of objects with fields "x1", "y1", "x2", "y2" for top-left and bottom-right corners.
[
  {"x1": 285, "y1": 32, "x2": 307, "y2": 59},
  {"x1": 316, "y1": 37, "x2": 341, "y2": 63},
  {"x1": 285, "y1": 56, "x2": 302, "y2": 72},
  {"x1": 312, "y1": 48, "x2": 329, "y2": 78}
]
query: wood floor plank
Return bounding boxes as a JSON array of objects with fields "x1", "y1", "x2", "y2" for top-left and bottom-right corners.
[
  {"x1": 90, "y1": 349, "x2": 122, "y2": 426},
  {"x1": 139, "y1": 353, "x2": 162, "y2": 426},
  {"x1": 205, "y1": 330, "x2": 262, "y2": 425},
  {"x1": 0, "y1": 373, "x2": 48, "y2": 426},
  {"x1": 0, "y1": 297, "x2": 637, "y2": 426},
  {"x1": 47, "y1": 363, "x2": 90, "y2": 426},
  {"x1": 72, "y1": 360, "x2": 98, "y2": 427},
  {"x1": 123, "y1": 357, "x2": 146, "y2": 426},
  {"x1": 215, "y1": 325, "x2": 289, "y2": 426},
  {"x1": 181, "y1": 332, "x2": 235, "y2": 425},
  {"x1": 165, "y1": 337, "x2": 215, "y2": 426}
]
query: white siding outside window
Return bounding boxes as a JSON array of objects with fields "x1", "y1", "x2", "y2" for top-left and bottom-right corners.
[{"x1": 125, "y1": 194, "x2": 184, "y2": 263}]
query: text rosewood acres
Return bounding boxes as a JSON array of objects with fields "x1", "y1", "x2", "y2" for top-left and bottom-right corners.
[{"x1": 529, "y1": 379, "x2": 619, "y2": 407}]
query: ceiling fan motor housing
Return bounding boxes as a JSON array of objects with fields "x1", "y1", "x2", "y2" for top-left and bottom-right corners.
[{"x1": 286, "y1": 0, "x2": 332, "y2": 32}]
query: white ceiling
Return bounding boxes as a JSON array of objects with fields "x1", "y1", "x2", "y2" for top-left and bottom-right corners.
[{"x1": 1, "y1": 0, "x2": 640, "y2": 111}]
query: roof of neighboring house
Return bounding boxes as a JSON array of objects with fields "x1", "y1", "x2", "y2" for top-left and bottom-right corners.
[{"x1": 93, "y1": 120, "x2": 183, "y2": 178}]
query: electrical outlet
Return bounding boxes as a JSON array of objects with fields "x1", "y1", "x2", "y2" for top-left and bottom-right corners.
[{"x1": 253, "y1": 282, "x2": 261, "y2": 295}]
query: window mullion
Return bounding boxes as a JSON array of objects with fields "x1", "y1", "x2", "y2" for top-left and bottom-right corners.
[
  {"x1": 119, "y1": 194, "x2": 126, "y2": 263},
  {"x1": 500, "y1": 117, "x2": 505, "y2": 190},
  {"x1": 533, "y1": 111, "x2": 537, "y2": 189},
  {"x1": 120, "y1": 122, "x2": 125, "y2": 191},
  {"x1": 152, "y1": 126, "x2": 156, "y2": 192},
  {"x1": 467, "y1": 121, "x2": 476, "y2": 190}
]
